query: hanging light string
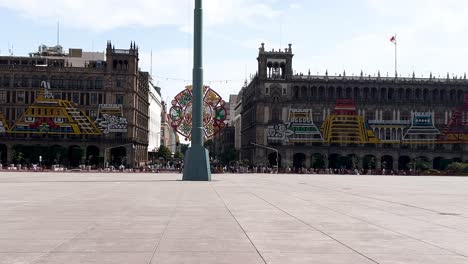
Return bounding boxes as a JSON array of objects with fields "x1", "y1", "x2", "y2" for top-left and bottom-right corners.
[{"x1": 151, "y1": 74, "x2": 246, "y2": 84}]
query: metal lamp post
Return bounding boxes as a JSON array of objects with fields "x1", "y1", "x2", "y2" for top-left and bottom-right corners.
[{"x1": 183, "y1": 0, "x2": 211, "y2": 181}]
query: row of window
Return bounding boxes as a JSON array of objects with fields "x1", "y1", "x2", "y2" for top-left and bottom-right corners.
[
  {"x1": 0, "y1": 76, "x2": 105, "y2": 90},
  {"x1": 285, "y1": 86, "x2": 466, "y2": 104},
  {"x1": 267, "y1": 108, "x2": 447, "y2": 125},
  {"x1": 0, "y1": 90, "x2": 126, "y2": 107}
]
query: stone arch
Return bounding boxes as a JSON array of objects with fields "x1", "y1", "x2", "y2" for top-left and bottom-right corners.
[
  {"x1": 380, "y1": 88, "x2": 387, "y2": 101},
  {"x1": 415, "y1": 89, "x2": 421, "y2": 101},
  {"x1": 432, "y1": 89, "x2": 439, "y2": 103},
  {"x1": 362, "y1": 155, "x2": 377, "y2": 169},
  {"x1": 50, "y1": 145, "x2": 66, "y2": 166},
  {"x1": 337, "y1": 87, "x2": 343, "y2": 99},
  {"x1": 318, "y1": 86, "x2": 325, "y2": 98},
  {"x1": 328, "y1": 86, "x2": 335, "y2": 99},
  {"x1": 423, "y1": 89, "x2": 429, "y2": 102},
  {"x1": 293, "y1": 86, "x2": 300, "y2": 99},
  {"x1": 363, "y1": 87, "x2": 369, "y2": 99},
  {"x1": 86, "y1": 145, "x2": 100, "y2": 166},
  {"x1": 354, "y1": 87, "x2": 360, "y2": 100},
  {"x1": 346, "y1": 87, "x2": 352, "y2": 98},
  {"x1": 371, "y1": 87, "x2": 377, "y2": 98},
  {"x1": 311, "y1": 86, "x2": 318, "y2": 98},
  {"x1": 450, "y1": 90, "x2": 456, "y2": 101},
  {"x1": 457, "y1": 90, "x2": 464, "y2": 103},
  {"x1": 0, "y1": 144, "x2": 7, "y2": 165},
  {"x1": 347, "y1": 154, "x2": 359, "y2": 169},
  {"x1": 398, "y1": 156, "x2": 411, "y2": 170},
  {"x1": 311, "y1": 153, "x2": 325, "y2": 169},
  {"x1": 433, "y1": 157, "x2": 446, "y2": 170},
  {"x1": 406, "y1": 88, "x2": 412, "y2": 101},
  {"x1": 110, "y1": 146, "x2": 127, "y2": 167},
  {"x1": 388, "y1": 88, "x2": 394, "y2": 100},
  {"x1": 301, "y1": 86, "x2": 307, "y2": 98},
  {"x1": 68, "y1": 145, "x2": 83, "y2": 168},
  {"x1": 268, "y1": 152, "x2": 282, "y2": 168},
  {"x1": 381, "y1": 155, "x2": 393, "y2": 170},
  {"x1": 329, "y1": 153, "x2": 341, "y2": 169},
  {"x1": 398, "y1": 88, "x2": 404, "y2": 100},
  {"x1": 293, "y1": 153, "x2": 306, "y2": 170}
]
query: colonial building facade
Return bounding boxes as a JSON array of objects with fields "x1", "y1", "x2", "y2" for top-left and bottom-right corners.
[
  {"x1": 0, "y1": 42, "x2": 150, "y2": 168},
  {"x1": 240, "y1": 43, "x2": 468, "y2": 171}
]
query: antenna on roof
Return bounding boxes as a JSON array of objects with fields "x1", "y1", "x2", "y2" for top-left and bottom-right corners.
[
  {"x1": 57, "y1": 21, "x2": 59, "y2": 45},
  {"x1": 150, "y1": 49, "x2": 153, "y2": 77}
]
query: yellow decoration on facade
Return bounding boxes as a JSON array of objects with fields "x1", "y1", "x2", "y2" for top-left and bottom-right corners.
[{"x1": 9, "y1": 82, "x2": 101, "y2": 135}]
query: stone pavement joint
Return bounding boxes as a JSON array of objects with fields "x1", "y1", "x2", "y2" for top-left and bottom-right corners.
[{"x1": 1, "y1": 172, "x2": 468, "y2": 264}]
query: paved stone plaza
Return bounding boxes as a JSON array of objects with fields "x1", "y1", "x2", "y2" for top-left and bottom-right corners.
[{"x1": 0, "y1": 172, "x2": 468, "y2": 264}]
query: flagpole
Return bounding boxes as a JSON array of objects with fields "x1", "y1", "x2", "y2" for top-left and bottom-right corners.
[{"x1": 394, "y1": 33, "x2": 397, "y2": 77}]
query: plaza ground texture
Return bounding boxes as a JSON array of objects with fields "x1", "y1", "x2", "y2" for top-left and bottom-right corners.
[{"x1": 1, "y1": 172, "x2": 468, "y2": 264}]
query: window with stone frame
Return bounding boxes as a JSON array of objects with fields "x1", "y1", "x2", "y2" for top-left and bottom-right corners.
[
  {"x1": 116, "y1": 94, "x2": 124, "y2": 105},
  {"x1": 90, "y1": 93, "x2": 98, "y2": 105},
  {"x1": 0, "y1": 90, "x2": 5, "y2": 103},
  {"x1": 17, "y1": 91, "x2": 25, "y2": 103}
]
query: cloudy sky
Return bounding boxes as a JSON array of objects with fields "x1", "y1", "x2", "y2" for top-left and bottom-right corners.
[{"x1": 1, "y1": 0, "x2": 468, "y2": 102}]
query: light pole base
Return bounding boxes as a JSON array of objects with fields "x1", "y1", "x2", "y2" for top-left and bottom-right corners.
[{"x1": 183, "y1": 145, "x2": 211, "y2": 181}]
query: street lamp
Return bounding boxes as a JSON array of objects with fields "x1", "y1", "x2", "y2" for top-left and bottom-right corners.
[
  {"x1": 103, "y1": 143, "x2": 135, "y2": 169},
  {"x1": 251, "y1": 142, "x2": 279, "y2": 174}
]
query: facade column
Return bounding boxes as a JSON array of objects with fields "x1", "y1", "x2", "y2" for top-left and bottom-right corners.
[
  {"x1": 376, "y1": 155, "x2": 382, "y2": 169},
  {"x1": 392, "y1": 155, "x2": 398, "y2": 171},
  {"x1": 323, "y1": 154, "x2": 329, "y2": 169},
  {"x1": 6, "y1": 144, "x2": 14, "y2": 165},
  {"x1": 305, "y1": 152, "x2": 311, "y2": 169}
]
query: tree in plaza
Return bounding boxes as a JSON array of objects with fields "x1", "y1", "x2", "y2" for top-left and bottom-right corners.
[
  {"x1": 13, "y1": 151, "x2": 25, "y2": 165},
  {"x1": 174, "y1": 150, "x2": 184, "y2": 161},
  {"x1": 156, "y1": 145, "x2": 172, "y2": 161},
  {"x1": 408, "y1": 158, "x2": 431, "y2": 171},
  {"x1": 311, "y1": 154, "x2": 325, "y2": 169},
  {"x1": 220, "y1": 147, "x2": 237, "y2": 165}
]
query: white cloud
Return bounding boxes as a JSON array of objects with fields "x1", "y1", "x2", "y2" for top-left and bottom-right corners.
[{"x1": 0, "y1": 0, "x2": 279, "y2": 31}]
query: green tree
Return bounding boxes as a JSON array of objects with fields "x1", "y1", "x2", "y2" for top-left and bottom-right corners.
[
  {"x1": 174, "y1": 150, "x2": 184, "y2": 161},
  {"x1": 311, "y1": 154, "x2": 325, "y2": 169},
  {"x1": 157, "y1": 145, "x2": 172, "y2": 161},
  {"x1": 220, "y1": 147, "x2": 237, "y2": 165},
  {"x1": 13, "y1": 151, "x2": 24, "y2": 165}
]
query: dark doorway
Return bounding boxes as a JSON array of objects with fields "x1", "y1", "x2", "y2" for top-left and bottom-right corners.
[
  {"x1": 311, "y1": 153, "x2": 325, "y2": 169},
  {"x1": 398, "y1": 156, "x2": 411, "y2": 170},
  {"x1": 381, "y1": 155, "x2": 394, "y2": 170},
  {"x1": 293, "y1": 153, "x2": 306, "y2": 170},
  {"x1": 329, "y1": 153, "x2": 341, "y2": 169},
  {"x1": 86, "y1": 146, "x2": 100, "y2": 166},
  {"x1": 50, "y1": 145, "x2": 66, "y2": 166},
  {"x1": 110, "y1": 147, "x2": 127, "y2": 167},
  {"x1": 362, "y1": 155, "x2": 377, "y2": 169},
  {"x1": 268, "y1": 152, "x2": 281, "y2": 168},
  {"x1": 0, "y1": 144, "x2": 7, "y2": 165},
  {"x1": 68, "y1": 145, "x2": 83, "y2": 168},
  {"x1": 433, "y1": 157, "x2": 445, "y2": 170}
]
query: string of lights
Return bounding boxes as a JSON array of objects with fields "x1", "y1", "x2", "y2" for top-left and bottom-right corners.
[{"x1": 151, "y1": 75, "x2": 247, "y2": 84}]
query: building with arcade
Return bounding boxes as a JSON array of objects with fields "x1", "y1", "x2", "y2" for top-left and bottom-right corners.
[
  {"x1": 239, "y1": 43, "x2": 468, "y2": 171},
  {"x1": 0, "y1": 42, "x2": 150, "y2": 168}
]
